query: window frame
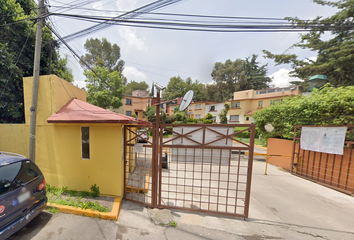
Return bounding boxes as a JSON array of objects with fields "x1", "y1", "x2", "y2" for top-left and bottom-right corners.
[
  {"x1": 81, "y1": 126, "x2": 90, "y2": 160},
  {"x1": 195, "y1": 114, "x2": 201, "y2": 119},
  {"x1": 126, "y1": 111, "x2": 132, "y2": 116},
  {"x1": 231, "y1": 102, "x2": 240, "y2": 108},
  {"x1": 229, "y1": 115, "x2": 239, "y2": 122},
  {"x1": 195, "y1": 104, "x2": 202, "y2": 110},
  {"x1": 126, "y1": 98, "x2": 132, "y2": 105}
]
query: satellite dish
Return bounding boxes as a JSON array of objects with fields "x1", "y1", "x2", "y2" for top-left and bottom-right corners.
[{"x1": 179, "y1": 90, "x2": 194, "y2": 111}]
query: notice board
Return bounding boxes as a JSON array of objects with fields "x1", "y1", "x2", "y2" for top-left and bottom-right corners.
[{"x1": 300, "y1": 127, "x2": 347, "y2": 155}]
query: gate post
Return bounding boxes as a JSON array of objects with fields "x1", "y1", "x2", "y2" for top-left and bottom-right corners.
[{"x1": 244, "y1": 123, "x2": 255, "y2": 218}]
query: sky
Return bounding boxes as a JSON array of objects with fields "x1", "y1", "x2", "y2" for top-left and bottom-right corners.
[{"x1": 48, "y1": 0, "x2": 338, "y2": 90}]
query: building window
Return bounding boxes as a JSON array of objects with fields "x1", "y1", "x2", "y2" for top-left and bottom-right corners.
[
  {"x1": 230, "y1": 115, "x2": 239, "y2": 122},
  {"x1": 189, "y1": 105, "x2": 192, "y2": 110},
  {"x1": 246, "y1": 117, "x2": 249, "y2": 121},
  {"x1": 195, "y1": 104, "x2": 202, "y2": 110},
  {"x1": 231, "y1": 102, "x2": 240, "y2": 108},
  {"x1": 81, "y1": 127, "x2": 90, "y2": 159},
  {"x1": 161, "y1": 104, "x2": 164, "y2": 109},
  {"x1": 126, "y1": 111, "x2": 132, "y2": 116},
  {"x1": 270, "y1": 99, "x2": 282, "y2": 105},
  {"x1": 258, "y1": 101, "x2": 263, "y2": 108},
  {"x1": 209, "y1": 105, "x2": 216, "y2": 111},
  {"x1": 126, "y1": 98, "x2": 132, "y2": 105},
  {"x1": 212, "y1": 116, "x2": 216, "y2": 122},
  {"x1": 195, "y1": 114, "x2": 201, "y2": 119}
]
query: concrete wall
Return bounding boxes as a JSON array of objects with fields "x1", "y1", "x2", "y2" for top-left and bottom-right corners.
[
  {"x1": 205, "y1": 103, "x2": 224, "y2": 123},
  {"x1": 267, "y1": 138, "x2": 294, "y2": 171},
  {"x1": 0, "y1": 124, "x2": 28, "y2": 157},
  {"x1": 122, "y1": 96, "x2": 150, "y2": 120},
  {"x1": 1, "y1": 75, "x2": 126, "y2": 197}
]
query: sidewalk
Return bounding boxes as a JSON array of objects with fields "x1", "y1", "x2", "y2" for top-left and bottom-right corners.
[{"x1": 117, "y1": 159, "x2": 354, "y2": 240}]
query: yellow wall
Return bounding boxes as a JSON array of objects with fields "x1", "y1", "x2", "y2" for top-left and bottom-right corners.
[
  {"x1": 0, "y1": 124, "x2": 28, "y2": 157},
  {"x1": 1, "y1": 75, "x2": 126, "y2": 197}
]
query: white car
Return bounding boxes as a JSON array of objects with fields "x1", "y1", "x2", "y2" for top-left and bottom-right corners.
[{"x1": 137, "y1": 130, "x2": 149, "y2": 143}]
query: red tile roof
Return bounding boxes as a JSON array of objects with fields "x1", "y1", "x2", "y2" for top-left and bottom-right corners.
[
  {"x1": 47, "y1": 98, "x2": 138, "y2": 124},
  {"x1": 245, "y1": 109, "x2": 260, "y2": 115}
]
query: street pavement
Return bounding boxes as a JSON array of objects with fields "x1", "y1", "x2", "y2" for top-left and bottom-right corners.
[{"x1": 8, "y1": 148, "x2": 354, "y2": 240}]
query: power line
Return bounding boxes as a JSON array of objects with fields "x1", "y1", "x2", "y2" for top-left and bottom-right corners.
[{"x1": 60, "y1": 0, "x2": 184, "y2": 42}]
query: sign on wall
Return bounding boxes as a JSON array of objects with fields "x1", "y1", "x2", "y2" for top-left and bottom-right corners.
[{"x1": 300, "y1": 127, "x2": 347, "y2": 155}]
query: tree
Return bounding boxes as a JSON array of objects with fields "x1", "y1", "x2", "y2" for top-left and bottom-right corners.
[
  {"x1": 0, "y1": 0, "x2": 74, "y2": 123},
  {"x1": 203, "y1": 113, "x2": 214, "y2": 124},
  {"x1": 219, "y1": 103, "x2": 231, "y2": 124},
  {"x1": 124, "y1": 80, "x2": 149, "y2": 95},
  {"x1": 254, "y1": 85, "x2": 354, "y2": 142},
  {"x1": 145, "y1": 106, "x2": 169, "y2": 123},
  {"x1": 84, "y1": 66, "x2": 125, "y2": 109},
  {"x1": 211, "y1": 59, "x2": 244, "y2": 102},
  {"x1": 150, "y1": 81, "x2": 154, "y2": 96},
  {"x1": 171, "y1": 107, "x2": 187, "y2": 124},
  {"x1": 51, "y1": 55, "x2": 74, "y2": 83},
  {"x1": 201, "y1": 83, "x2": 219, "y2": 102},
  {"x1": 242, "y1": 55, "x2": 272, "y2": 90},
  {"x1": 162, "y1": 76, "x2": 205, "y2": 101},
  {"x1": 81, "y1": 38, "x2": 125, "y2": 74},
  {"x1": 211, "y1": 56, "x2": 271, "y2": 102},
  {"x1": 263, "y1": 1, "x2": 354, "y2": 86}
]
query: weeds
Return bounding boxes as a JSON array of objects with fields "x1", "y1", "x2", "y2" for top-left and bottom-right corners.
[
  {"x1": 46, "y1": 206, "x2": 59, "y2": 213},
  {"x1": 169, "y1": 221, "x2": 177, "y2": 228},
  {"x1": 46, "y1": 184, "x2": 109, "y2": 213}
]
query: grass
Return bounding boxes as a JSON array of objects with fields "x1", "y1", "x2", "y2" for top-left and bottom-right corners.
[
  {"x1": 46, "y1": 206, "x2": 59, "y2": 213},
  {"x1": 46, "y1": 184, "x2": 110, "y2": 213},
  {"x1": 169, "y1": 221, "x2": 177, "y2": 228},
  {"x1": 234, "y1": 137, "x2": 267, "y2": 147}
]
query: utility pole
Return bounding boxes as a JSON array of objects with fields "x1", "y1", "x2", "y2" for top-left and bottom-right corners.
[{"x1": 29, "y1": 0, "x2": 45, "y2": 162}]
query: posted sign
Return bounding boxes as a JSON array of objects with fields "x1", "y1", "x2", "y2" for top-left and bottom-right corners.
[{"x1": 300, "y1": 127, "x2": 347, "y2": 155}]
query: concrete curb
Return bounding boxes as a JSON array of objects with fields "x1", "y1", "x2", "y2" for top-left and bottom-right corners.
[{"x1": 47, "y1": 197, "x2": 121, "y2": 220}]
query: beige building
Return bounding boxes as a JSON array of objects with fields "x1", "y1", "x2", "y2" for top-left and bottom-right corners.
[{"x1": 228, "y1": 86, "x2": 302, "y2": 124}]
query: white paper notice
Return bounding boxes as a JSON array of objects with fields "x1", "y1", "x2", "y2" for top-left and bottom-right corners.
[
  {"x1": 134, "y1": 144, "x2": 143, "y2": 153},
  {"x1": 300, "y1": 127, "x2": 347, "y2": 155}
]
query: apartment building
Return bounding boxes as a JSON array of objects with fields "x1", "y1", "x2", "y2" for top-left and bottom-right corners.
[{"x1": 227, "y1": 86, "x2": 301, "y2": 124}]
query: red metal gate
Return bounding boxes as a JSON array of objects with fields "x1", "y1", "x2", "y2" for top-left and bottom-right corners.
[
  {"x1": 124, "y1": 124, "x2": 255, "y2": 218},
  {"x1": 292, "y1": 125, "x2": 354, "y2": 195}
]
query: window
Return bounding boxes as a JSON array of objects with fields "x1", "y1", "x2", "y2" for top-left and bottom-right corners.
[
  {"x1": 126, "y1": 98, "x2": 132, "y2": 105},
  {"x1": 231, "y1": 102, "x2": 240, "y2": 108},
  {"x1": 195, "y1": 104, "x2": 202, "y2": 110},
  {"x1": 126, "y1": 111, "x2": 132, "y2": 116},
  {"x1": 81, "y1": 127, "x2": 90, "y2": 159},
  {"x1": 258, "y1": 101, "x2": 263, "y2": 108},
  {"x1": 246, "y1": 117, "x2": 249, "y2": 121},
  {"x1": 0, "y1": 161, "x2": 41, "y2": 196},
  {"x1": 195, "y1": 114, "x2": 201, "y2": 119},
  {"x1": 270, "y1": 99, "x2": 282, "y2": 105},
  {"x1": 230, "y1": 115, "x2": 239, "y2": 122},
  {"x1": 189, "y1": 105, "x2": 192, "y2": 110},
  {"x1": 209, "y1": 105, "x2": 216, "y2": 111},
  {"x1": 160, "y1": 104, "x2": 164, "y2": 109},
  {"x1": 212, "y1": 116, "x2": 216, "y2": 122}
]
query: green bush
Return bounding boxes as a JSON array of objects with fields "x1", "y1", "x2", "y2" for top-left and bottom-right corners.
[
  {"x1": 254, "y1": 85, "x2": 354, "y2": 142},
  {"x1": 193, "y1": 118, "x2": 198, "y2": 123},
  {"x1": 187, "y1": 118, "x2": 194, "y2": 122}
]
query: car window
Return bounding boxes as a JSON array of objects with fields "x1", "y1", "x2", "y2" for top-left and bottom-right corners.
[{"x1": 0, "y1": 161, "x2": 41, "y2": 196}]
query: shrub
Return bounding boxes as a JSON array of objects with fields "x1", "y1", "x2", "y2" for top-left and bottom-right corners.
[{"x1": 254, "y1": 85, "x2": 354, "y2": 142}]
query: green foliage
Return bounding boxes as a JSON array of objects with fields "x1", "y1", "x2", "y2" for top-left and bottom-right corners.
[
  {"x1": 51, "y1": 55, "x2": 74, "y2": 83},
  {"x1": 187, "y1": 118, "x2": 194, "y2": 122},
  {"x1": 0, "y1": 0, "x2": 73, "y2": 123},
  {"x1": 219, "y1": 103, "x2": 231, "y2": 124},
  {"x1": 90, "y1": 184, "x2": 100, "y2": 198},
  {"x1": 150, "y1": 81, "x2": 154, "y2": 96},
  {"x1": 203, "y1": 113, "x2": 214, "y2": 124},
  {"x1": 145, "y1": 106, "x2": 170, "y2": 124},
  {"x1": 211, "y1": 55, "x2": 271, "y2": 102},
  {"x1": 169, "y1": 221, "x2": 177, "y2": 228},
  {"x1": 254, "y1": 85, "x2": 354, "y2": 142},
  {"x1": 263, "y1": 1, "x2": 354, "y2": 86},
  {"x1": 84, "y1": 66, "x2": 125, "y2": 109},
  {"x1": 46, "y1": 206, "x2": 59, "y2": 214},
  {"x1": 81, "y1": 38, "x2": 125, "y2": 74},
  {"x1": 131, "y1": 113, "x2": 137, "y2": 118},
  {"x1": 171, "y1": 107, "x2": 187, "y2": 123},
  {"x1": 162, "y1": 76, "x2": 205, "y2": 101},
  {"x1": 124, "y1": 80, "x2": 149, "y2": 95}
]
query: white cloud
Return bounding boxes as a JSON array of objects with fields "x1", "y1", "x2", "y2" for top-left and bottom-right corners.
[
  {"x1": 123, "y1": 66, "x2": 147, "y2": 81},
  {"x1": 116, "y1": 0, "x2": 138, "y2": 11},
  {"x1": 269, "y1": 68, "x2": 303, "y2": 88},
  {"x1": 119, "y1": 27, "x2": 147, "y2": 51},
  {"x1": 74, "y1": 80, "x2": 86, "y2": 89}
]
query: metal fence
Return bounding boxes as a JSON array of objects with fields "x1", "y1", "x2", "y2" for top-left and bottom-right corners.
[{"x1": 292, "y1": 125, "x2": 354, "y2": 195}]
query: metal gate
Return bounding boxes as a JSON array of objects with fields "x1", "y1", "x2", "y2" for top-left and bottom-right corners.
[
  {"x1": 124, "y1": 124, "x2": 255, "y2": 218},
  {"x1": 292, "y1": 125, "x2": 354, "y2": 195}
]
